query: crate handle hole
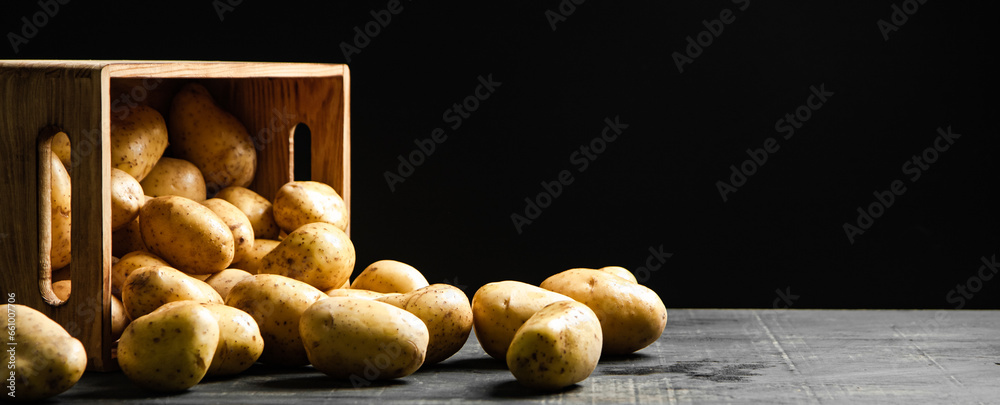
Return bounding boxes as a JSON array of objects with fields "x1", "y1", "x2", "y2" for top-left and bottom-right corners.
[
  {"x1": 37, "y1": 127, "x2": 70, "y2": 306},
  {"x1": 293, "y1": 123, "x2": 311, "y2": 181}
]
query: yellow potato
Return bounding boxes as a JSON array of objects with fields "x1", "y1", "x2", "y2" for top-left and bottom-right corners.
[
  {"x1": 272, "y1": 181, "x2": 348, "y2": 233},
  {"x1": 111, "y1": 168, "x2": 144, "y2": 231},
  {"x1": 230, "y1": 239, "x2": 279, "y2": 274},
  {"x1": 154, "y1": 301, "x2": 264, "y2": 377},
  {"x1": 117, "y1": 303, "x2": 219, "y2": 391},
  {"x1": 50, "y1": 153, "x2": 71, "y2": 270},
  {"x1": 121, "y1": 265, "x2": 223, "y2": 320},
  {"x1": 376, "y1": 284, "x2": 473, "y2": 365},
  {"x1": 215, "y1": 186, "x2": 280, "y2": 239},
  {"x1": 168, "y1": 82, "x2": 256, "y2": 192},
  {"x1": 300, "y1": 297, "x2": 429, "y2": 380},
  {"x1": 139, "y1": 157, "x2": 207, "y2": 201},
  {"x1": 471, "y1": 281, "x2": 573, "y2": 360},
  {"x1": 204, "y1": 268, "x2": 254, "y2": 300},
  {"x1": 140, "y1": 195, "x2": 235, "y2": 274},
  {"x1": 225, "y1": 274, "x2": 325, "y2": 366},
  {"x1": 51, "y1": 131, "x2": 71, "y2": 170},
  {"x1": 112, "y1": 214, "x2": 147, "y2": 258},
  {"x1": 258, "y1": 222, "x2": 355, "y2": 291},
  {"x1": 597, "y1": 266, "x2": 638, "y2": 283},
  {"x1": 7, "y1": 305, "x2": 87, "y2": 401},
  {"x1": 507, "y1": 300, "x2": 603, "y2": 390},
  {"x1": 111, "y1": 294, "x2": 130, "y2": 341},
  {"x1": 202, "y1": 198, "x2": 254, "y2": 264},
  {"x1": 110, "y1": 104, "x2": 168, "y2": 181},
  {"x1": 540, "y1": 269, "x2": 667, "y2": 355},
  {"x1": 351, "y1": 260, "x2": 428, "y2": 294},
  {"x1": 112, "y1": 250, "x2": 171, "y2": 296}
]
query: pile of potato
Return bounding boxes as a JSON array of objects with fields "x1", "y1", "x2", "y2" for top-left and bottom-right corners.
[{"x1": 17, "y1": 82, "x2": 668, "y2": 400}]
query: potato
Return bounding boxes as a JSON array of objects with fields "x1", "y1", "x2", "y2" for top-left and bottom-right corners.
[
  {"x1": 110, "y1": 168, "x2": 144, "y2": 231},
  {"x1": 272, "y1": 181, "x2": 348, "y2": 233},
  {"x1": 7, "y1": 305, "x2": 86, "y2": 401},
  {"x1": 50, "y1": 153, "x2": 71, "y2": 270},
  {"x1": 154, "y1": 301, "x2": 264, "y2": 376},
  {"x1": 204, "y1": 268, "x2": 253, "y2": 299},
  {"x1": 112, "y1": 250, "x2": 171, "y2": 296},
  {"x1": 139, "y1": 157, "x2": 207, "y2": 201},
  {"x1": 140, "y1": 195, "x2": 235, "y2": 274},
  {"x1": 51, "y1": 280, "x2": 71, "y2": 301},
  {"x1": 215, "y1": 186, "x2": 280, "y2": 239},
  {"x1": 110, "y1": 104, "x2": 168, "y2": 181},
  {"x1": 300, "y1": 297, "x2": 429, "y2": 380},
  {"x1": 168, "y1": 82, "x2": 256, "y2": 192},
  {"x1": 376, "y1": 284, "x2": 473, "y2": 365},
  {"x1": 230, "y1": 239, "x2": 279, "y2": 274},
  {"x1": 351, "y1": 260, "x2": 428, "y2": 294},
  {"x1": 225, "y1": 274, "x2": 325, "y2": 366},
  {"x1": 110, "y1": 294, "x2": 130, "y2": 341},
  {"x1": 117, "y1": 303, "x2": 219, "y2": 391},
  {"x1": 597, "y1": 266, "x2": 638, "y2": 283},
  {"x1": 202, "y1": 198, "x2": 255, "y2": 264},
  {"x1": 258, "y1": 222, "x2": 355, "y2": 291},
  {"x1": 121, "y1": 265, "x2": 223, "y2": 320},
  {"x1": 471, "y1": 281, "x2": 573, "y2": 360},
  {"x1": 540, "y1": 269, "x2": 667, "y2": 355},
  {"x1": 112, "y1": 214, "x2": 147, "y2": 258},
  {"x1": 507, "y1": 300, "x2": 603, "y2": 390},
  {"x1": 325, "y1": 288, "x2": 390, "y2": 300},
  {"x1": 51, "y1": 131, "x2": 71, "y2": 169}
]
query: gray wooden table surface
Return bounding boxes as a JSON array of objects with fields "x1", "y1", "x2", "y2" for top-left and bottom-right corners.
[{"x1": 52, "y1": 309, "x2": 1000, "y2": 404}]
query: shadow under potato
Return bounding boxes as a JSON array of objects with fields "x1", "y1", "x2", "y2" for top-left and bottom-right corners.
[
  {"x1": 419, "y1": 356, "x2": 510, "y2": 372},
  {"x1": 488, "y1": 380, "x2": 582, "y2": 398},
  {"x1": 255, "y1": 374, "x2": 409, "y2": 390}
]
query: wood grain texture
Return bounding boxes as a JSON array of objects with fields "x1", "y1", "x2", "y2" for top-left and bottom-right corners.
[
  {"x1": 1, "y1": 60, "x2": 349, "y2": 372},
  {"x1": 48, "y1": 309, "x2": 1000, "y2": 404}
]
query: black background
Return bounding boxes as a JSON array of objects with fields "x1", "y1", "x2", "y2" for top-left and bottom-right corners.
[{"x1": 3, "y1": 1, "x2": 997, "y2": 309}]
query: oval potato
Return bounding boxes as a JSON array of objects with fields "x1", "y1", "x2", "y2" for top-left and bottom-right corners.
[
  {"x1": 471, "y1": 281, "x2": 573, "y2": 360},
  {"x1": 117, "y1": 303, "x2": 219, "y2": 391},
  {"x1": 50, "y1": 153, "x2": 72, "y2": 270},
  {"x1": 8, "y1": 305, "x2": 87, "y2": 401},
  {"x1": 51, "y1": 131, "x2": 71, "y2": 169},
  {"x1": 507, "y1": 300, "x2": 603, "y2": 390},
  {"x1": 111, "y1": 168, "x2": 144, "y2": 231},
  {"x1": 215, "y1": 186, "x2": 280, "y2": 239},
  {"x1": 351, "y1": 260, "x2": 428, "y2": 294},
  {"x1": 202, "y1": 198, "x2": 255, "y2": 264},
  {"x1": 225, "y1": 274, "x2": 325, "y2": 366},
  {"x1": 272, "y1": 181, "x2": 348, "y2": 233},
  {"x1": 376, "y1": 284, "x2": 473, "y2": 365},
  {"x1": 301, "y1": 297, "x2": 429, "y2": 379},
  {"x1": 110, "y1": 104, "x2": 168, "y2": 182},
  {"x1": 540, "y1": 269, "x2": 667, "y2": 355},
  {"x1": 121, "y1": 265, "x2": 223, "y2": 320},
  {"x1": 258, "y1": 222, "x2": 355, "y2": 291},
  {"x1": 140, "y1": 195, "x2": 235, "y2": 274},
  {"x1": 140, "y1": 157, "x2": 207, "y2": 201}
]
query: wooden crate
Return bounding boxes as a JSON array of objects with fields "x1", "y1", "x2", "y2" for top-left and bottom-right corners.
[{"x1": 0, "y1": 61, "x2": 351, "y2": 371}]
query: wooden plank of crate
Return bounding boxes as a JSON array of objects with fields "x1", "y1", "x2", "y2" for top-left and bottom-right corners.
[
  {"x1": 50, "y1": 309, "x2": 1000, "y2": 403},
  {"x1": 0, "y1": 63, "x2": 113, "y2": 371}
]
